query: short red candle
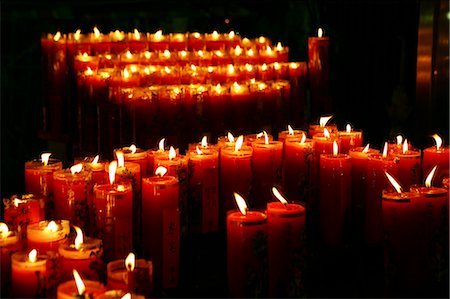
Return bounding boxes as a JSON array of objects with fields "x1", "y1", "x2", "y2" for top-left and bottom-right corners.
[
  {"x1": 56, "y1": 278, "x2": 105, "y2": 299},
  {"x1": 338, "y1": 130, "x2": 363, "y2": 154},
  {"x1": 227, "y1": 209, "x2": 267, "y2": 298},
  {"x1": 25, "y1": 157, "x2": 62, "y2": 197},
  {"x1": 27, "y1": 220, "x2": 69, "y2": 252},
  {"x1": 11, "y1": 250, "x2": 49, "y2": 298},
  {"x1": 115, "y1": 145, "x2": 149, "y2": 176},
  {"x1": 1, "y1": 224, "x2": 21, "y2": 298},
  {"x1": 4, "y1": 194, "x2": 45, "y2": 237},
  {"x1": 266, "y1": 202, "x2": 306, "y2": 297},
  {"x1": 141, "y1": 173, "x2": 179, "y2": 290},
  {"x1": 278, "y1": 128, "x2": 306, "y2": 144},
  {"x1": 319, "y1": 152, "x2": 351, "y2": 247},
  {"x1": 106, "y1": 258, "x2": 153, "y2": 296},
  {"x1": 423, "y1": 145, "x2": 449, "y2": 187},
  {"x1": 393, "y1": 148, "x2": 421, "y2": 190}
]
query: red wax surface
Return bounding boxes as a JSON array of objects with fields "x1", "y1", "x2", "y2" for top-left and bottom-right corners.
[
  {"x1": 25, "y1": 158, "x2": 62, "y2": 196},
  {"x1": 393, "y1": 150, "x2": 421, "y2": 190},
  {"x1": 319, "y1": 154, "x2": 351, "y2": 247},
  {"x1": 227, "y1": 210, "x2": 267, "y2": 298},
  {"x1": 338, "y1": 131, "x2": 363, "y2": 154}
]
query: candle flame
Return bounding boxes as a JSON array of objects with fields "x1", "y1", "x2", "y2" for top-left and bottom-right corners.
[
  {"x1": 92, "y1": 155, "x2": 99, "y2": 165},
  {"x1": 155, "y1": 166, "x2": 167, "y2": 177},
  {"x1": 272, "y1": 187, "x2": 288, "y2": 205},
  {"x1": 346, "y1": 124, "x2": 352, "y2": 133},
  {"x1": 261, "y1": 63, "x2": 268, "y2": 71},
  {"x1": 227, "y1": 64, "x2": 235, "y2": 74},
  {"x1": 324, "y1": 128, "x2": 330, "y2": 139},
  {"x1": 290, "y1": 62, "x2": 299, "y2": 69},
  {"x1": 0, "y1": 222, "x2": 10, "y2": 238},
  {"x1": 28, "y1": 249, "x2": 37, "y2": 263},
  {"x1": 74, "y1": 226, "x2": 83, "y2": 250},
  {"x1": 258, "y1": 36, "x2": 266, "y2": 43},
  {"x1": 382, "y1": 142, "x2": 388, "y2": 158},
  {"x1": 229, "y1": 31, "x2": 235, "y2": 39},
  {"x1": 41, "y1": 153, "x2": 51, "y2": 166},
  {"x1": 53, "y1": 31, "x2": 61, "y2": 42},
  {"x1": 258, "y1": 82, "x2": 267, "y2": 90},
  {"x1": 196, "y1": 146, "x2": 203, "y2": 155},
  {"x1": 164, "y1": 66, "x2": 171, "y2": 74},
  {"x1": 362, "y1": 144, "x2": 370, "y2": 153},
  {"x1": 73, "y1": 269, "x2": 86, "y2": 296},
  {"x1": 129, "y1": 144, "x2": 137, "y2": 154},
  {"x1": 212, "y1": 30, "x2": 219, "y2": 39},
  {"x1": 134, "y1": 29, "x2": 140, "y2": 40},
  {"x1": 198, "y1": 50, "x2": 204, "y2": 57},
  {"x1": 84, "y1": 67, "x2": 93, "y2": 77},
  {"x1": 235, "y1": 135, "x2": 244, "y2": 152},
  {"x1": 46, "y1": 221, "x2": 58, "y2": 232},
  {"x1": 234, "y1": 192, "x2": 247, "y2": 215},
  {"x1": 116, "y1": 151, "x2": 125, "y2": 167},
  {"x1": 114, "y1": 30, "x2": 123, "y2": 40},
  {"x1": 125, "y1": 252, "x2": 135, "y2": 271},
  {"x1": 256, "y1": 132, "x2": 264, "y2": 139},
  {"x1": 333, "y1": 141, "x2": 339, "y2": 157},
  {"x1": 74, "y1": 29, "x2": 81, "y2": 41},
  {"x1": 402, "y1": 139, "x2": 408, "y2": 154},
  {"x1": 163, "y1": 49, "x2": 171, "y2": 58},
  {"x1": 154, "y1": 30, "x2": 163, "y2": 40},
  {"x1": 385, "y1": 171, "x2": 403, "y2": 193},
  {"x1": 158, "y1": 138, "x2": 165, "y2": 151},
  {"x1": 234, "y1": 45, "x2": 242, "y2": 56},
  {"x1": 274, "y1": 62, "x2": 281, "y2": 70},
  {"x1": 247, "y1": 48, "x2": 254, "y2": 56},
  {"x1": 318, "y1": 28, "x2": 324, "y2": 38},
  {"x1": 432, "y1": 134, "x2": 442, "y2": 150},
  {"x1": 93, "y1": 26, "x2": 101, "y2": 39},
  {"x1": 300, "y1": 133, "x2": 307, "y2": 144},
  {"x1": 288, "y1": 125, "x2": 294, "y2": 135},
  {"x1": 425, "y1": 165, "x2": 438, "y2": 188},
  {"x1": 201, "y1": 136, "x2": 208, "y2": 147},
  {"x1": 215, "y1": 50, "x2": 223, "y2": 57},
  {"x1": 265, "y1": 46, "x2": 273, "y2": 54},
  {"x1": 396, "y1": 135, "x2": 403, "y2": 145},
  {"x1": 70, "y1": 163, "x2": 83, "y2": 175},
  {"x1": 109, "y1": 161, "x2": 117, "y2": 185},
  {"x1": 181, "y1": 51, "x2": 188, "y2": 58},
  {"x1": 193, "y1": 32, "x2": 200, "y2": 38},
  {"x1": 264, "y1": 131, "x2": 269, "y2": 145},
  {"x1": 169, "y1": 146, "x2": 176, "y2": 160},
  {"x1": 319, "y1": 115, "x2": 332, "y2": 127},
  {"x1": 14, "y1": 198, "x2": 26, "y2": 207},
  {"x1": 276, "y1": 42, "x2": 283, "y2": 51},
  {"x1": 124, "y1": 68, "x2": 131, "y2": 79},
  {"x1": 121, "y1": 294, "x2": 131, "y2": 299},
  {"x1": 228, "y1": 132, "x2": 235, "y2": 143}
]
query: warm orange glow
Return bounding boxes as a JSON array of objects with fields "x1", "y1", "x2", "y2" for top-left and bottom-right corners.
[
  {"x1": 28, "y1": 249, "x2": 37, "y2": 263},
  {"x1": 134, "y1": 29, "x2": 140, "y2": 40},
  {"x1": 276, "y1": 42, "x2": 283, "y2": 51},
  {"x1": 13, "y1": 198, "x2": 26, "y2": 208},
  {"x1": 261, "y1": 63, "x2": 268, "y2": 71},
  {"x1": 123, "y1": 68, "x2": 130, "y2": 79},
  {"x1": 290, "y1": 62, "x2": 299, "y2": 69},
  {"x1": 362, "y1": 144, "x2": 370, "y2": 153},
  {"x1": 154, "y1": 30, "x2": 163, "y2": 41},
  {"x1": 144, "y1": 51, "x2": 152, "y2": 59},
  {"x1": 232, "y1": 82, "x2": 242, "y2": 93},
  {"x1": 432, "y1": 134, "x2": 442, "y2": 150},
  {"x1": 396, "y1": 135, "x2": 403, "y2": 145},
  {"x1": 318, "y1": 28, "x2": 324, "y2": 38},
  {"x1": 70, "y1": 163, "x2": 83, "y2": 175},
  {"x1": 74, "y1": 29, "x2": 81, "y2": 41},
  {"x1": 258, "y1": 36, "x2": 266, "y2": 43},
  {"x1": 196, "y1": 146, "x2": 203, "y2": 155},
  {"x1": 116, "y1": 151, "x2": 125, "y2": 167},
  {"x1": 346, "y1": 124, "x2": 352, "y2": 133},
  {"x1": 41, "y1": 153, "x2": 51, "y2": 166},
  {"x1": 300, "y1": 133, "x2": 307, "y2": 144},
  {"x1": 109, "y1": 161, "x2": 117, "y2": 185},
  {"x1": 323, "y1": 128, "x2": 331, "y2": 139},
  {"x1": 73, "y1": 269, "x2": 86, "y2": 295},
  {"x1": 0, "y1": 222, "x2": 10, "y2": 238},
  {"x1": 402, "y1": 139, "x2": 409, "y2": 154},
  {"x1": 228, "y1": 31, "x2": 235, "y2": 39},
  {"x1": 197, "y1": 50, "x2": 204, "y2": 57},
  {"x1": 164, "y1": 66, "x2": 171, "y2": 74},
  {"x1": 193, "y1": 32, "x2": 200, "y2": 39},
  {"x1": 163, "y1": 50, "x2": 171, "y2": 58},
  {"x1": 201, "y1": 136, "x2": 208, "y2": 148},
  {"x1": 212, "y1": 31, "x2": 219, "y2": 40},
  {"x1": 234, "y1": 192, "x2": 247, "y2": 215},
  {"x1": 245, "y1": 64, "x2": 253, "y2": 72},
  {"x1": 45, "y1": 221, "x2": 58, "y2": 233},
  {"x1": 215, "y1": 50, "x2": 223, "y2": 57},
  {"x1": 319, "y1": 115, "x2": 332, "y2": 127},
  {"x1": 113, "y1": 30, "x2": 124, "y2": 41},
  {"x1": 385, "y1": 171, "x2": 402, "y2": 193},
  {"x1": 84, "y1": 67, "x2": 93, "y2": 77},
  {"x1": 169, "y1": 146, "x2": 177, "y2": 160},
  {"x1": 227, "y1": 64, "x2": 235, "y2": 74},
  {"x1": 272, "y1": 187, "x2": 288, "y2": 205},
  {"x1": 382, "y1": 142, "x2": 388, "y2": 158},
  {"x1": 155, "y1": 166, "x2": 167, "y2": 177},
  {"x1": 121, "y1": 294, "x2": 131, "y2": 299},
  {"x1": 93, "y1": 27, "x2": 101, "y2": 39},
  {"x1": 74, "y1": 226, "x2": 83, "y2": 250},
  {"x1": 181, "y1": 51, "x2": 188, "y2": 58},
  {"x1": 274, "y1": 62, "x2": 281, "y2": 70},
  {"x1": 247, "y1": 48, "x2": 254, "y2": 56},
  {"x1": 53, "y1": 31, "x2": 61, "y2": 42},
  {"x1": 265, "y1": 46, "x2": 273, "y2": 55},
  {"x1": 258, "y1": 82, "x2": 267, "y2": 91},
  {"x1": 92, "y1": 155, "x2": 99, "y2": 165},
  {"x1": 234, "y1": 45, "x2": 242, "y2": 56},
  {"x1": 288, "y1": 125, "x2": 294, "y2": 135},
  {"x1": 129, "y1": 144, "x2": 137, "y2": 154},
  {"x1": 228, "y1": 132, "x2": 235, "y2": 143},
  {"x1": 425, "y1": 165, "x2": 438, "y2": 188},
  {"x1": 235, "y1": 135, "x2": 244, "y2": 152},
  {"x1": 333, "y1": 141, "x2": 339, "y2": 157},
  {"x1": 125, "y1": 252, "x2": 135, "y2": 271}
]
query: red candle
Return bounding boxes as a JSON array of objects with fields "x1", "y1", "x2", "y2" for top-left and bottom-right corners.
[
  {"x1": 319, "y1": 141, "x2": 351, "y2": 247},
  {"x1": 348, "y1": 145, "x2": 379, "y2": 237},
  {"x1": 127, "y1": 29, "x2": 148, "y2": 53},
  {"x1": 0, "y1": 223, "x2": 21, "y2": 298},
  {"x1": 141, "y1": 166, "x2": 179, "y2": 290},
  {"x1": 245, "y1": 131, "x2": 273, "y2": 146},
  {"x1": 219, "y1": 136, "x2": 253, "y2": 224},
  {"x1": 267, "y1": 188, "x2": 306, "y2": 297},
  {"x1": 278, "y1": 125, "x2": 306, "y2": 144},
  {"x1": 56, "y1": 269, "x2": 106, "y2": 299},
  {"x1": 338, "y1": 124, "x2": 363, "y2": 154},
  {"x1": 230, "y1": 82, "x2": 254, "y2": 132},
  {"x1": 148, "y1": 30, "x2": 169, "y2": 52},
  {"x1": 188, "y1": 32, "x2": 205, "y2": 51},
  {"x1": 74, "y1": 52, "x2": 99, "y2": 73},
  {"x1": 58, "y1": 226, "x2": 102, "y2": 282},
  {"x1": 187, "y1": 146, "x2": 219, "y2": 233},
  {"x1": 115, "y1": 144, "x2": 149, "y2": 176},
  {"x1": 113, "y1": 151, "x2": 142, "y2": 192},
  {"x1": 24, "y1": 153, "x2": 62, "y2": 198},
  {"x1": 312, "y1": 128, "x2": 340, "y2": 156},
  {"x1": 422, "y1": 134, "x2": 449, "y2": 187},
  {"x1": 283, "y1": 135, "x2": 315, "y2": 206},
  {"x1": 4, "y1": 194, "x2": 45, "y2": 238},
  {"x1": 53, "y1": 164, "x2": 89, "y2": 229},
  {"x1": 94, "y1": 162, "x2": 133, "y2": 261},
  {"x1": 227, "y1": 193, "x2": 267, "y2": 298},
  {"x1": 365, "y1": 144, "x2": 399, "y2": 244},
  {"x1": 251, "y1": 135, "x2": 283, "y2": 209},
  {"x1": 392, "y1": 139, "x2": 421, "y2": 190},
  {"x1": 308, "y1": 115, "x2": 337, "y2": 137},
  {"x1": 27, "y1": 220, "x2": 69, "y2": 252},
  {"x1": 205, "y1": 31, "x2": 225, "y2": 51},
  {"x1": 75, "y1": 155, "x2": 108, "y2": 186},
  {"x1": 11, "y1": 249, "x2": 49, "y2": 298}
]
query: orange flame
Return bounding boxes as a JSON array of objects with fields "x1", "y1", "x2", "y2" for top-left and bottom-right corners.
[
  {"x1": 288, "y1": 125, "x2": 294, "y2": 135},
  {"x1": 155, "y1": 166, "x2": 167, "y2": 177},
  {"x1": 290, "y1": 62, "x2": 299, "y2": 69},
  {"x1": 70, "y1": 163, "x2": 83, "y2": 175},
  {"x1": 158, "y1": 138, "x2": 165, "y2": 151},
  {"x1": 323, "y1": 128, "x2": 331, "y2": 139},
  {"x1": 396, "y1": 135, "x2": 403, "y2": 145},
  {"x1": 53, "y1": 31, "x2": 61, "y2": 42},
  {"x1": 134, "y1": 29, "x2": 140, "y2": 40},
  {"x1": 28, "y1": 249, "x2": 37, "y2": 263},
  {"x1": 234, "y1": 45, "x2": 242, "y2": 56},
  {"x1": 109, "y1": 161, "x2": 117, "y2": 185},
  {"x1": 74, "y1": 226, "x2": 83, "y2": 250},
  {"x1": 276, "y1": 42, "x2": 283, "y2": 51},
  {"x1": 227, "y1": 64, "x2": 235, "y2": 74},
  {"x1": 0, "y1": 222, "x2": 10, "y2": 238},
  {"x1": 228, "y1": 31, "x2": 235, "y2": 39},
  {"x1": 234, "y1": 192, "x2": 247, "y2": 215},
  {"x1": 319, "y1": 115, "x2": 332, "y2": 127},
  {"x1": 318, "y1": 28, "x2": 324, "y2": 38},
  {"x1": 212, "y1": 31, "x2": 219, "y2": 40},
  {"x1": 41, "y1": 153, "x2": 51, "y2": 166},
  {"x1": 333, "y1": 141, "x2": 339, "y2": 157},
  {"x1": 85, "y1": 67, "x2": 93, "y2": 76},
  {"x1": 385, "y1": 171, "x2": 403, "y2": 193},
  {"x1": 201, "y1": 136, "x2": 208, "y2": 147},
  {"x1": 74, "y1": 29, "x2": 81, "y2": 41},
  {"x1": 227, "y1": 132, "x2": 235, "y2": 143},
  {"x1": 346, "y1": 124, "x2": 352, "y2": 133},
  {"x1": 300, "y1": 133, "x2": 307, "y2": 144},
  {"x1": 362, "y1": 144, "x2": 370, "y2": 153},
  {"x1": 93, "y1": 27, "x2": 101, "y2": 39},
  {"x1": 264, "y1": 131, "x2": 269, "y2": 145},
  {"x1": 73, "y1": 269, "x2": 86, "y2": 295},
  {"x1": 235, "y1": 135, "x2": 244, "y2": 152},
  {"x1": 45, "y1": 221, "x2": 58, "y2": 232},
  {"x1": 432, "y1": 134, "x2": 442, "y2": 150},
  {"x1": 272, "y1": 187, "x2": 288, "y2": 205},
  {"x1": 125, "y1": 252, "x2": 135, "y2": 271},
  {"x1": 425, "y1": 165, "x2": 437, "y2": 188},
  {"x1": 402, "y1": 139, "x2": 408, "y2": 154},
  {"x1": 169, "y1": 146, "x2": 176, "y2": 160},
  {"x1": 382, "y1": 142, "x2": 388, "y2": 158},
  {"x1": 92, "y1": 155, "x2": 99, "y2": 165},
  {"x1": 129, "y1": 144, "x2": 137, "y2": 154},
  {"x1": 196, "y1": 146, "x2": 203, "y2": 155},
  {"x1": 121, "y1": 294, "x2": 131, "y2": 299}
]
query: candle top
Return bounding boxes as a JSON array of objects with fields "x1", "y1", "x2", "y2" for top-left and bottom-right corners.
[
  {"x1": 143, "y1": 175, "x2": 178, "y2": 186},
  {"x1": 27, "y1": 220, "x2": 69, "y2": 242},
  {"x1": 11, "y1": 250, "x2": 48, "y2": 267},
  {"x1": 25, "y1": 158, "x2": 62, "y2": 171},
  {"x1": 382, "y1": 191, "x2": 419, "y2": 202},
  {"x1": 267, "y1": 201, "x2": 305, "y2": 217},
  {"x1": 74, "y1": 156, "x2": 107, "y2": 172},
  {"x1": 409, "y1": 185, "x2": 448, "y2": 197},
  {"x1": 424, "y1": 145, "x2": 450, "y2": 153},
  {"x1": 95, "y1": 290, "x2": 146, "y2": 299},
  {"x1": 0, "y1": 228, "x2": 18, "y2": 247},
  {"x1": 94, "y1": 182, "x2": 132, "y2": 195},
  {"x1": 348, "y1": 147, "x2": 379, "y2": 159},
  {"x1": 251, "y1": 139, "x2": 283, "y2": 149},
  {"x1": 227, "y1": 210, "x2": 267, "y2": 224},
  {"x1": 321, "y1": 153, "x2": 351, "y2": 160},
  {"x1": 57, "y1": 279, "x2": 106, "y2": 298},
  {"x1": 221, "y1": 145, "x2": 253, "y2": 157},
  {"x1": 53, "y1": 168, "x2": 88, "y2": 180},
  {"x1": 58, "y1": 237, "x2": 102, "y2": 259}
]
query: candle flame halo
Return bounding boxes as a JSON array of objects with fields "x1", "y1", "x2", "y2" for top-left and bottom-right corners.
[
  {"x1": 432, "y1": 134, "x2": 442, "y2": 150},
  {"x1": 53, "y1": 31, "x2": 61, "y2": 42},
  {"x1": 264, "y1": 131, "x2": 269, "y2": 145},
  {"x1": 133, "y1": 29, "x2": 140, "y2": 40},
  {"x1": 74, "y1": 226, "x2": 84, "y2": 250},
  {"x1": 425, "y1": 165, "x2": 438, "y2": 188},
  {"x1": 28, "y1": 249, "x2": 37, "y2": 263},
  {"x1": 272, "y1": 187, "x2": 288, "y2": 205},
  {"x1": 93, "y1": 26, "x2": 101, "y2": 39},
  {"x1": 346, "y1": 124, "x2": 352, "y2": 133},
  {"x1": 158, "y1": 138, "x2": 165, "y2": 151},
  {"x1": 323, "y1": 128, "x2": 331, "y2": 139},
  {"x1": 46, "y1": 221, "x2": 58, "y2": 232},
  {"x1": 125, "y1": 252, "x2": 135, "y2": 271},
  {"x1": 92, "y1": 155, "x2": 99, "y2": 165},
  {"x1": 155, "y1": 166, "x2": 168, "y2": 177},
  {"x1": 318, "y1": 28, "x2": 324, "y2": 38},
  {"x1": 227, "y1": 132, "x2": 235, "y2": 143},
  {"x1": 396, "y1": 135, "x2": 403, "y2": 146},
  {"x1": 385, "y1": 171, "x2": 403, "y2": 194},
  {"x1": 201, "y1": 136, "x2": 208, "y2": 148},
  {"x1": 129, "y1": 144, "x2": 137, "y2": 154},
  {"x1": 300, "y1": 133, "x2": 307, "y2": 144},
  {"x1": 74, "y1": 29, "x2": 81, "y2": 41},
  {"x1": 73, "y1": 269, "x2": 86, "y2": 295},
  {"x1": 234, "y1": 192, "x2": 248, "y2": 215}
]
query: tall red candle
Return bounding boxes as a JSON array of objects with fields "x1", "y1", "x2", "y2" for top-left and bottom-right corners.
[
  {"x1": 227, "y1": 193, "x2": 267, "y2": 298},
  {"x1": 142, "y1": 166, "x2": 180, "y2": 291},
  {"x1": 392, "y1": 140, "x2": 421, "y2": 190},
  {"x1": 4, "y1": 194, "x2": 45, "y2": 239},
  {"x1": 318, "y1": 141, "x2": 351, "y2": 247},
  {"x1": 422, "y1": 134, "x2": 449, "y2": 187},
  {"x1": 338, "y1": 124, "x2": 363, "y2": 154}
]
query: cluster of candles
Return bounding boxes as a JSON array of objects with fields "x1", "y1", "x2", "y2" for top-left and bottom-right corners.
[{"x1": 1, "y1": 115, "x2": 448, "y2": 297}]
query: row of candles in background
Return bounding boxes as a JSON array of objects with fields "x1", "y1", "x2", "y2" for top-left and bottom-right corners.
[
  {"x1": 1, "y1": 115, "x2": 448, "y2": 297},
  {"x1": 41, "y1": 28, "x2": 329, "y2": 157}
]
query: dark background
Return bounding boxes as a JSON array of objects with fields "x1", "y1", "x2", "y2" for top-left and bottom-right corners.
[{"x1": 1, "y1": 1, "x2": 447, "y2": 202}]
